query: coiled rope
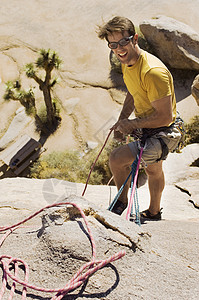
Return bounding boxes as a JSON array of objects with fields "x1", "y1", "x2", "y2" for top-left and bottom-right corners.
[{"x1": 0, "y1": 201, "x2": 125, "y2": 299}]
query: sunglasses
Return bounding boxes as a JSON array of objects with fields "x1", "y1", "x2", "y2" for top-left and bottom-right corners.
[{"x1": 108, "y1": 35, "x2": 134, "y2": 49}]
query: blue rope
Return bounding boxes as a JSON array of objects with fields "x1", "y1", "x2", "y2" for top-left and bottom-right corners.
[
  {"x1": 108, "y1": 155, "x2": 141, "y2": 225},
  {"x1": 131, "y1": 184, "x2": 141, "y2": 226},
  {"x1": 129, "y1": 156, "x2": 141, "y2": 226},
  {"x1": 108, "y1": 168, "x2": 133, "y2": 211}
]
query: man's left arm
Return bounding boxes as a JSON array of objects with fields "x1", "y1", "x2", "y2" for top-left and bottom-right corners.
[
  {"x1": 116, "y1": 95, "x2": 173, "y2": 134},
  {"x1": 133, "y1": 95, "x2": 173, "y2": 128}
]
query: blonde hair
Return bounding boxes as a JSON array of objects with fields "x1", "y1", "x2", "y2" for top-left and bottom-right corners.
[{"x1": 97, "y1": 16, "x2": 135, "y2": 41}]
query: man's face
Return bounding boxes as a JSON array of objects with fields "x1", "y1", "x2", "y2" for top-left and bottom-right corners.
[{"x1": 107, "y1": 30, "x2": 136, "y2": 65}]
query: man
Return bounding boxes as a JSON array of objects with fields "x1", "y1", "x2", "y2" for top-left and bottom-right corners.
[{"x1": 97, "y1": 16, "x2": 181, "y2": 220}]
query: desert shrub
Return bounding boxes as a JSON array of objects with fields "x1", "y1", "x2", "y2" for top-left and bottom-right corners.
[
  {"x1": 110, "y1": 52, "x2": 122, "y2": 74},
  {"x1": 37, "y1": 104, "x2": 48, "y2": 124},
  {"x1": 30, "y1": 140, "x2": 117, "y2": 184},
  {"x1": 37, "y1": 99, "x2": 61, "y2": 125},
  {"x1": 31, "y1": 151, "x2": 83, "y2": 182},
  {"x1": 83, "y1": 142, "x2": 114, "y2": 184},
  {"x1": 185, "y1": 115, "x2": 199, "y2": 145},
  {"x1": 137, "y1": 27, "x2": 151, "y2": 52}
]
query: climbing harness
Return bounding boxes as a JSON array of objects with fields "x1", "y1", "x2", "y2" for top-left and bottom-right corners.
[
  {"x1": 0, "y1": 201, "x2": 125, "y2": 299},
  {"x1": 140, "y1": 114, "x2": 186, "y2": 158}
]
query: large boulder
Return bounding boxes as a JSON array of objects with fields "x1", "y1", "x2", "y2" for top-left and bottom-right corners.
[
  {"x1": 139, "y1": 15, "x2": 199, "y2": 70},
  {"x1": 0, "y1": 187, "x2": 199, "y2": 299},
  {"x1": 191, "y1": 74, "x2": 199, "y2": 105}
]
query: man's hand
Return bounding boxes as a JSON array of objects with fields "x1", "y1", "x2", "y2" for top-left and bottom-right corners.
[
  {"x1": 113, "y1": 130, "x2": 125, "y2": 142},
  {"x1": 111, "y1": 119, "x2": 138, "y2": 142},
  {"x1": 111, "y1": 119, "x2": 137, "y2": 135},
  {"x1": 111, "y1": 121, "x2": 126, "y2": 141}
]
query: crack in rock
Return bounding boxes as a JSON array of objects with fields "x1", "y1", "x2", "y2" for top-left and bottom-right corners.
[
  {"x1": 39, "y1": 196, "x2": 151, "y2": 253},
  {"x1": 175, "y1": 184, "x2": 191, "y2": 196},
  {"x1": 93, "y1": 212, "x2": 151, "y2": 252},
  {"x1": 0, "y1": 205, "x2": 28, "y2": 210}
]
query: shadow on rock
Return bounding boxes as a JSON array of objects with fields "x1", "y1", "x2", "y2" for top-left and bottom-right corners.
[{"x1": 62, "y1": 264, "x2": 120, "y2": 300}]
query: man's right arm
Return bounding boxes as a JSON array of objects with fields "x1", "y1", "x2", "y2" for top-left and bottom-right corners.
[
  {"x1": 118, "y1": 91, "x2": 135, "y2": 120},
  {"x1": 112, "y1": 91, "x2": 134, "y2": 141}
]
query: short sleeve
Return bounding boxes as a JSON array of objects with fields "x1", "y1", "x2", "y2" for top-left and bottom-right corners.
[{"x1": 144, "y1": 68, "x2": 172, "y2": 102}]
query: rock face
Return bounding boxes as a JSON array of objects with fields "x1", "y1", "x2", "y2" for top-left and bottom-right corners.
[
  {"x1": 0, "y1": 2, "x2": 199, "y2": 153},
  {"x1": 140, "y1": 15, "x2": 199, "y2": 70},
  {"x1": 0, "y1": 192, "x2": 199, "y2": 299},
  {"x1": 0, "y1": 141, "x2": 199, "y2": 299},
  {"x1": 0, "y1": 107, "x2": 31, "y2": 150}
]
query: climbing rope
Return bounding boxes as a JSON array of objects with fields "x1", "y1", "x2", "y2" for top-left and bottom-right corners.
[
  {"x1": 81, "y1": 129, "x2": 143, "y2": 225},
  {"x1": 0, "y1": 201, "x2": 125, "y2": 299},
  {"x1": 107, "y1": 162, "x2": 136, "y2": 211},
  {"x1": 126, "y1": 147, "x2": 143, "y2": 224},
  {"x1": 108, "y1": 147, "x2": 143, "y2": 225},
  {"x1": 82, "y1": 129, "x2": 113, "y2": 197}
]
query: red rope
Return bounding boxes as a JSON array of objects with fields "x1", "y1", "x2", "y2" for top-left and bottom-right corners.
[
  {"x1": 82, "y1": 129, "x2": 113, "y2": 197},
  {"x1": 0, "y1": 201, "x2": 125, "y2": 299}
]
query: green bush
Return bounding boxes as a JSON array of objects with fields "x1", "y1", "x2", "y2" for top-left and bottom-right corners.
[
  {"x1": 30, "y1": 140, "x2": 117, "y2": 185},
  {"x1": 37, "y1": 98, "x2": 61, "y2": 125},
  {"x1": 185, "y1": 115, "x2": 199, "y2": 145}
]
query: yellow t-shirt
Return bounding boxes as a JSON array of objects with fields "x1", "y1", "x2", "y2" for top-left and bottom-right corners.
[{"x1": 122, "y1": 51, "x2": 176, "y2": 122}]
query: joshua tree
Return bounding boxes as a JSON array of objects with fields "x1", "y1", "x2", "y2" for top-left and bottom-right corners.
[
  {"x1": 4, "y1": 81, "x2": 48, "y2": 133},
  {"x1": 4, "y1": 49, "x2": 62, "y2": 132}
]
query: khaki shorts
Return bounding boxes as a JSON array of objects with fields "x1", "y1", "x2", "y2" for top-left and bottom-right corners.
[{"x1": 128, "y1": 126, "x2": 182, "y2": 165}]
